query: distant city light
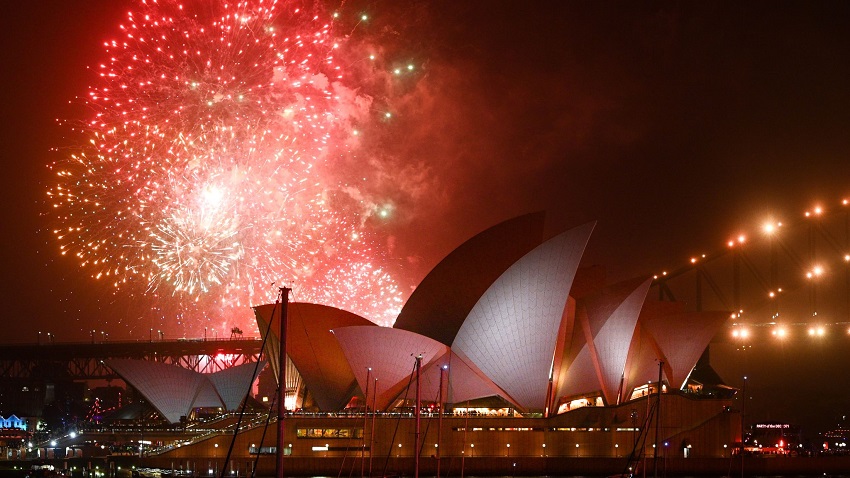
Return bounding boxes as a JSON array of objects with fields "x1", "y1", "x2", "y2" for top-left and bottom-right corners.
[
  {"x1": 732, "y1": 328, "x2": 749, "y2": 339},
  {"x1": 807, "y1": 266, "x2": 824, "y2": 279}
]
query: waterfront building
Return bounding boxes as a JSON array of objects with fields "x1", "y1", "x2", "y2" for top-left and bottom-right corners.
[{"x1": 66, "y1": 213, "x2": 737, "y2": 475}]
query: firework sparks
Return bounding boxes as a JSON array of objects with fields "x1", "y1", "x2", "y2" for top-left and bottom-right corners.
[{"x1": 49, "y1": 0, "x2": 405, "y2": 332}]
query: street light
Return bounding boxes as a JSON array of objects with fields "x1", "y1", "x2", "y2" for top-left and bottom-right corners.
[{"x1": 212, "y1": 443, "x2": 220, "y2": 475}]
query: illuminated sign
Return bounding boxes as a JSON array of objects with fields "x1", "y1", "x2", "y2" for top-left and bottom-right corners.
[{"x1": 754, "y1": 423, "x2": 790, "y2": 429}]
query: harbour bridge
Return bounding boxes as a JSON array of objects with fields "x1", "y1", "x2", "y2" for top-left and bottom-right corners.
[
  {"x1": 649, "y1": 198, "x2": 850, "y2": 433},
  {"x1": 650, "y1": 200, "x2": 850, "y2": 337},
  {"x1": 0, "y1": 338, "x2": 263, "y2": 380}
]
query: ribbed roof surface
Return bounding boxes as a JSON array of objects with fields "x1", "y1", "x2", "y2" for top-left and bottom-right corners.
[
  {"x1": 642, "y1": 309, "x2": 730, "y2": 389},
  {"x1": 555, "y1": 345, "x2": 598, "y2": 402},
  {"x1": 207, "y1": 361, "x2": 266, "y2": 410},
  {"x1": 332, "y1": 326, "x2": 449, "y2": 410},
  {"x1": 107, "y1": 359, "x2": 262, "y2": 424},
  {"x1": 553, "y1": 279, "x2": 726, "y2": 407},
  {"x1": 254, "y1": 302, "x2": 375, "y2": 410},
  {"x1": 620, "y1": 324, "x2": 660, "y2": 403},
  {"x1": 420, "y1": 351, "x2": 517, "y2": 407},
  {"x1": 394, "y1": 212, "x2": 547, "y2": 346},
  {"x1": 585, "y1": 278, "x2": 651, "y2": 403},
  {"x1": 452, "y1": 222, "x2": 594, "y2": 410},
  {"x1": 622, "y1": 301, "x2": 685, "y2": 400},
  {"x1": 108, "y1": 359, "x2": 214, "y2": 423},
  {"x1": 555, "y1": 277, "x2": 649, "y2": 404}
]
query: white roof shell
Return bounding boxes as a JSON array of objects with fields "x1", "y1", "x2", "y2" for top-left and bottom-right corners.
[
  {"x1": 452, "y1": 222, "x2": 594, "y2": 410},
  {"x1": 107, "y1": 359, "x2": 264, "y2": 423}
]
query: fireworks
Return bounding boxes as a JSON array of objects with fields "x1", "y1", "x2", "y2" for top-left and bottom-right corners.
[{"x1": 49, "y1": 0, "x2": 405, "y2": 331}]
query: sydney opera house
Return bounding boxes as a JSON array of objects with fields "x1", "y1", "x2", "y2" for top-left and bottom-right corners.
[{"x1": 109, "y1": 213, "x2": 738, "y2": 475}]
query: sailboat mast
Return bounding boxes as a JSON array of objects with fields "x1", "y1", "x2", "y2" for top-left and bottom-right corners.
[
  {"x1": 461, "y1": 400, "x2": 469, "y2": 478},
  {"x1": 436, "y1": 365, "x2": 446, "y2": 478},
  {"x1": 653, "y1": 361, "x2": 663, "y2": 478},
  {"x1": 276, "y1": 287, "x2": 291, "y2": 478},
  {"x1": 369, "y1": 377, "x2": 377, "y2": 477},
  {"x1": 414, "y1": 354, "x2": 422, "y2": 478},
  {"x1": 362, "y1": 368, "x2": 371, "y2": 478}
]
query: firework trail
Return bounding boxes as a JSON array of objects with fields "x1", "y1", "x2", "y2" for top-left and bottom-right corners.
[{"x1": 49, "y1": 0, "x2": 406, "y2": 332}]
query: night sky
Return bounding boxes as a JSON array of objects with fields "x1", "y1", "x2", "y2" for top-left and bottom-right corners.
[{"x1": 3, "y1": 2, "x2": 850, "y2": 435}]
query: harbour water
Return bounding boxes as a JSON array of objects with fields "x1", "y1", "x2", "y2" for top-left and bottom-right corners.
[
  {"x1": 112, "y1": 456, "x2": 850, "y2": 477},
  {"x1": 8, "y1": 455, "x2": 850, "y2": 478}
]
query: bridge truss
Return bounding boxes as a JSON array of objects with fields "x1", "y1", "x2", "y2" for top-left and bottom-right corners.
[
  {"x1": 0, "y1": 339, "x2": 264, "y2": 381},
  {"x1": 650, "y1": 201, "x2": 850, "y2": 333}
]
